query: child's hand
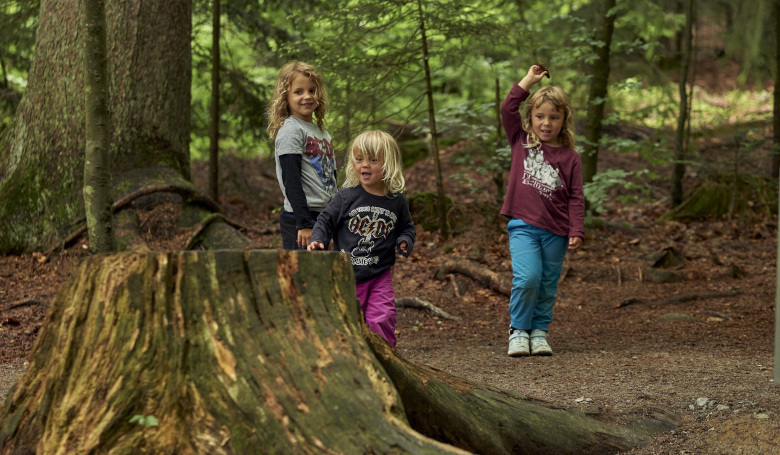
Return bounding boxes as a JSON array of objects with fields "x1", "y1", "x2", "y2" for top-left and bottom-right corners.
[
  {"x1": 399, "y1": 241, "x2": 408, "y2": 254},
  {"x1": 307, "y1": 241, "x2": 325, "y2": 251},
  {"x1": 529, "y1": 63, "x2": 549, "y2": 80},
  {"x1": 297, "y1": 228, "x2": 313, "y2": 248},
  {"x1": 519, "y1": 63, "x2": 548, "y2": 90},
  {"x1": 568, "y1": 236, "x2": 582, "y2": 250}
]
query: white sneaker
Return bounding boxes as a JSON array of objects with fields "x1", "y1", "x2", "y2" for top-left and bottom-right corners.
[
  {"x1": 508, "y1": 329, "x2": 530, "y2": 357},
  {"x1": 530, "y1": 329, "x2": 552, "y2": 356}
]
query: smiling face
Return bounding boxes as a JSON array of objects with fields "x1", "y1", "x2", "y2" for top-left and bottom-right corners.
[
  {"x1": 353, "y1": 150, "x2": 386, "y2": 196},
  {"x1": 530, "y1": 100, "x2": 564, "y2": 147},
  {"x1": 287, "y1": 73, "x2": 318, "y2": 122}
]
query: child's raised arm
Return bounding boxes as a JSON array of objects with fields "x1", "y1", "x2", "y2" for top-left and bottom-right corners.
[{"x1": 518, "y1": 63, "x2": 549, "y2": 91}]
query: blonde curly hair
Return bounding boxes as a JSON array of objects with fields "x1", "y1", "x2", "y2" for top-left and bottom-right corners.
[
  {"x1": 266, "y1": 61, "x2": 328, "y2": 139},
  {"x1": 343, "y1": 130, "x2": 406, "y2": 195},
  {"x1": 522, "y1": 85, "x2": 576, "y2": 150}
]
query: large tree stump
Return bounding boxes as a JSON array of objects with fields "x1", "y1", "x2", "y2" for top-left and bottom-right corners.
[{"x1": 0, "y1": 251, "x2": 672, "y2": 454}]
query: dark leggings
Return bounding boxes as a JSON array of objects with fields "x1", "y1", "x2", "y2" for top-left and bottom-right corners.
[{"x1": 280, "y1": 210, "x2": 321, "y2": 250}]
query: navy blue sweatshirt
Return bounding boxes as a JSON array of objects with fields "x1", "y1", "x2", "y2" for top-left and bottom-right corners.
[{"x1": 310, "y1": 185, "x2": 416, "y2": 283}]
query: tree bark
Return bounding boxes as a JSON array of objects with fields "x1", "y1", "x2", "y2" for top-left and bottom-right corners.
[
  {"x1": 82, "y1": 0, "x2": 116, "y2": 254},
  {"x1": 581, "y1": 0, "x2": 617, "y2": 187},
  {"x1": 368, "y1": 332, "x2": 674, "y2": 454},
  {"x1": 0, "y1": 251, "x2": 672, "y2": 454},
  {"x1": 0, "y1": 251, "x2": 464, "y2": 454},
  {"x1": 0, "y1": 0, "x2": 234, "y2": 254},
  {"x1": 773, "y1": 0, "x2": 780, "y2": 179}
]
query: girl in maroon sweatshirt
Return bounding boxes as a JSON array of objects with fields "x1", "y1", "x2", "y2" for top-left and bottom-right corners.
[{"x1": 501, "y1": 64, "x2": 585, "y2": 357}]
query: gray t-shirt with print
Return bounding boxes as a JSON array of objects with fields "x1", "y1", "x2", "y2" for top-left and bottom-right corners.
[{"x1": 274, "y1": 116, "x2": 337, "y2": 212}]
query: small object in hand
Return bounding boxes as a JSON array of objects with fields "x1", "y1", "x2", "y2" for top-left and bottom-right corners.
[{"x1": 536, "y1": 61, "x2": 550, "y2": 78}]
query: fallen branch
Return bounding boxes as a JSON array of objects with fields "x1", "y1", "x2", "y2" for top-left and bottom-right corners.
[
  {"x1": 660, "y1": 290, "x2": 744, "y2": 304},
  {"x1": 617, "y1": 290, "x2": 744, "y2": 308},
  {"x1": 396, "y1": 297, "x2": 461, "y2": 321},
  {"x1": 2, "y1": 299, "x2": 47, "y2": 313},
  {"x1": 434, "y1": 258, "x2": 511, "y2": 297}
]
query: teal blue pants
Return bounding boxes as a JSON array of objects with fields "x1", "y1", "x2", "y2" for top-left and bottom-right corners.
[{"x1": 507, "y1": 219, "x2": 568, "y2": 332}]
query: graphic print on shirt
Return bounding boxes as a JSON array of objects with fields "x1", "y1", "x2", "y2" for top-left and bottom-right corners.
[
  {"x1": 346, "y1": 205, "x2": 397, "y2": 267},
  {"x1": 306, "y1": 136, "x2": 336, "y2": 194},
  {"x1": 522, "y1": 147, "x2": 563, "y2": 199}
]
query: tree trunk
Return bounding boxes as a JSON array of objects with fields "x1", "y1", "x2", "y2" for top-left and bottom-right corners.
[
  {"x1": 0, "y1": 0, "x2": 234, "y2": 254},
  {"x1": 82, "y1": 0, "x2": 116, "y2": 254},
  {"x1": 417, "y1": 0, "x2": 449, "y2": 241},
  {"x1": 772, "y1": 0, "x2": 780, "y2": 179},
  {"x1": 0, "y1": 251, "x2": 673, "y2": 454},
  {"x1": 672, "y1": 0, "x2": 694, "y2": 207},
  {"x1": 581, "y1": 0, "x2": 617, "y2": 187},
  {"x1": 368, "y1": 333, "x2": 674, "y2": 454},
  {"x1": 209, "y1": 0, "x2": 221, "y2": 201}
]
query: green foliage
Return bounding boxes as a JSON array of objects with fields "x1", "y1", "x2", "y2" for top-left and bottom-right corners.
[
  {"x1": 2, "y1": 0, "x2": 775, "y2": 222},
  {"x1": 583, "y1": 168, "x2": 653, "y2": 214},
  {"x1": 129, "y1": 415, "x2": 159, "y2": 427},
  {"x1": 0, "y1": 0, "x2": 38, "y2": 134}
]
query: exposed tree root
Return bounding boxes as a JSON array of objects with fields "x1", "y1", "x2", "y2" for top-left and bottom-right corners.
[
  {"x1": 43, "y1": 184, "x2": 248, "y2": 258},
  {"x1": 396, "y1": 297, "x2": 461, "y2": 321},
  {"x1": 434, "y1": 258, "x2": 511, "y2": 297},
  {"x1": 617, "y1": 290, "x2": 745, "y2": 308}
]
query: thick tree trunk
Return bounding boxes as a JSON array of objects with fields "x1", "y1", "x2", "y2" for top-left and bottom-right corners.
[
  {"x1": 368, "y1": 333, "x2": 674, "y2": 454},
  {"x1": 0, "y1": 251, "x2": 464, "y2": 454},
  {"x1": 0, "y1": 251, "x2": 672, "y2": 454},
  {"x1": 0, "y1": 0, "x2": 202, "y2": 254}
]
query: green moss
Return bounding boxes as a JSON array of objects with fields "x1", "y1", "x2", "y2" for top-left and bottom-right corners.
[{"x1": 661, "y1": 173, "x2": 777, "y2": 221}]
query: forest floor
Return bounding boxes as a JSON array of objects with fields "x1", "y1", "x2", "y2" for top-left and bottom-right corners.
[{"x1": 2, "y1": 131, "x2": 779, "y2": 454}]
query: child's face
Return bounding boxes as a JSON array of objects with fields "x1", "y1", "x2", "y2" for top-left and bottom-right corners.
[
  {"x1": 353, "y1": 150, "x2": 386, "y2": 195},
  {"x1": 287, "y1": 73, "x2": 318, "y2": 122},
  {"x1": 530, "y1": 100, "x2": 564, "y2": 147}
]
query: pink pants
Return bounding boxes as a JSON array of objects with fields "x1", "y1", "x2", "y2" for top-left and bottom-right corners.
[{"x1": 355, "y1": 268, "x2": 397, "y2": 346}]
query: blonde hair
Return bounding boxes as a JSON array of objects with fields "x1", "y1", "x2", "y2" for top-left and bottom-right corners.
[
  {"x1": 266, "y1": 61, "x2": 328, "y2": 139},
  {"x1": 343, "y1": 130, "x2": 406, "y2": 194},
  {"x1": 522, "y1": 85, "x2": 576, "y2": 149}
]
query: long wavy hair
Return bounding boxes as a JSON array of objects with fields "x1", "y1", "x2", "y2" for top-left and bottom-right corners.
[
  {"x1": 266, "y1": 61, "x2": 328, "y2": 139},
  {"x1": 522, "y1": 85, "x2": 576, "y2": 150},
  {"x1": 343, "y1": 130, "x2": 406, "y2": 195}
]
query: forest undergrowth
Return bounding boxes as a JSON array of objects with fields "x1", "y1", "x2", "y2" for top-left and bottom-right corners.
[{"x1": 1, "y1": 137, "x2": 779, "y2": 454}]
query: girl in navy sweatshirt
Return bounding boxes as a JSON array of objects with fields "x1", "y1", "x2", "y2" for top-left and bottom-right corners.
[{"x1": 308, "y1": 131, "x2": 415, "y2": 346}]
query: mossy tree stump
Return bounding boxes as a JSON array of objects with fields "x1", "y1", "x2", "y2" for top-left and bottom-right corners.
[{"x1": 0, "y1": 251, "x2": 672, "y2": 454}]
